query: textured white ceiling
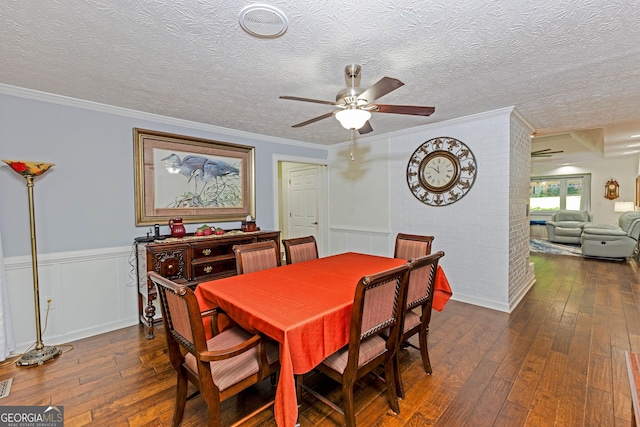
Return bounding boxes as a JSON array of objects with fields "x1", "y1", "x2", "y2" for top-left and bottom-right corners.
[{"x1": 1, "y1": 0, "x2": 639, "y2": 159}]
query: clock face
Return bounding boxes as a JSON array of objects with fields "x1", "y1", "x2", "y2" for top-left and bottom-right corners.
[
  {"x1": 406, "y1": 137, "x2": 477, "y2": 206},
  {"x1": 422, "y1": 152, "x2": 458, "y2": 191}
]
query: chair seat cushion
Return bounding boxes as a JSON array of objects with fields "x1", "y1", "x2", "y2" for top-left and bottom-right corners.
[
  {"x1": 554, "y1": 227, "x2": 583, "y2": 237},
  {"x1": 583, "y1": 223, "x2": 619, "y2": 230},
  {"x1": 582, "y1": 227, "x2": 627, "y2": 237},
  {"x1": 555, "y1": 221, "x2": 587, "y2": 229},
  {"x1": 185, "y1": 326, "x2": 279, "y2": 391},
  {"x1": 403, "y1": 310, "x2": 421, "y2": 333},
  {"x1": 321, "y1": 335, "x2": 387, "y2": 374}
]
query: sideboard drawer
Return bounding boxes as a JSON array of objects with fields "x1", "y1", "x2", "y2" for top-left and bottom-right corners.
[
  {"x1": 191, "y1": 236, "x2": 255, "y2": 260},
  {"x1": 191, "y1": 256, "x2": 237, "y2": 280}
]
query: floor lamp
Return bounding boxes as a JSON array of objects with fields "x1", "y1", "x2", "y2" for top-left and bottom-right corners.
[{"x1": 3, "y1": 160, "x2": 61, "y2": 366}]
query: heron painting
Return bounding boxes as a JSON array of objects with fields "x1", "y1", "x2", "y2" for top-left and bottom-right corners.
[
  {"x1": 133, "y1": 128, "x2": 255, "y2": 226},
  {"x1": 159, "y1": 152, "x2": 242, "y2": 208}
]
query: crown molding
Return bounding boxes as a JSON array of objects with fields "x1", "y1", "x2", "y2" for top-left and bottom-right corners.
[{"x1": 0, "y1": 83, "x2": 326, "y2": 150}]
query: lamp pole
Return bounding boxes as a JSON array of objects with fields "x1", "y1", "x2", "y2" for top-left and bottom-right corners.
[{"x1": 3, "y1": 160, "x2": 61, "y2": 366}]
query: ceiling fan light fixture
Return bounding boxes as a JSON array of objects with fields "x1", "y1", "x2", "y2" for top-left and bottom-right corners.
[{"x1": 335, "y1": 109, "x2": 371, "y2": 130}]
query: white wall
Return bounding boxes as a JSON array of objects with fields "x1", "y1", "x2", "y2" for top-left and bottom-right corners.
[
  {"x1": 509, "y1": 113, "x2": 536, "y2": 308},
  {"x1": 328, "y1": 107, "x2": 535, "y2": 312},
  {"x1": 531, "y1": 156, "x2": 638, "y2": 225},
  {"x1": 0, "y1": 86, "x2": 328, "y2": 352},
  {"x1": 328, "y1": 137, "x2": 391, "y2": 255},
  {"x1": 5, "y1": 247, "x2": 137, "y2": 349}
]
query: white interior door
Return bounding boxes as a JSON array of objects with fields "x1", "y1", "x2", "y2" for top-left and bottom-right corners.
[{"x1": 287, "y1": 165, "x2": 322, "y2": 249}]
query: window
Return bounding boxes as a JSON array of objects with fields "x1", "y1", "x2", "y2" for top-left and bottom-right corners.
[{"x1": 530, "y1": 174, "x2": 591, "y2": 213}]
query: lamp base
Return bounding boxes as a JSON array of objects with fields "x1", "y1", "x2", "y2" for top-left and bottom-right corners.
[{"x1": 16, "y1": 345, "x2": 62, "y2": 366}]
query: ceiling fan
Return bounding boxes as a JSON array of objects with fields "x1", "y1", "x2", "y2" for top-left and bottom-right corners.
[
  {"x1": 279, "y1": 64, "x2": 435, "y2": 134},
  {"x1": 531, "y1": 148, "x2": 564, "y2": 158}
]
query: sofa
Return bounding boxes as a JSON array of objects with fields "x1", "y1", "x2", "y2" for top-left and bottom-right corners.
[
  {"x1": 545, "y1": 210, "x2": 593, "y2": 244},
  {"x1": 581, "y1": 212, "x2": 640, "y2": 259}
]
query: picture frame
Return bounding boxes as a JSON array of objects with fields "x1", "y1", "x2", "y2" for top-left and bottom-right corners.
[
  {"x1": 636, "y1": 176, "x2": 640, "y2": 207},
  {"x1": 133, "y1": 128, "x2": 255, "y2": 226}
]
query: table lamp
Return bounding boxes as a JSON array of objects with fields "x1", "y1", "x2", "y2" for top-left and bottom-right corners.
[
  {"x1": 3, "y1": 160, "x2": 62, "y2": 366},
  {"x1": 614, "y1": 201, "x2": 635, "y2": 213}
]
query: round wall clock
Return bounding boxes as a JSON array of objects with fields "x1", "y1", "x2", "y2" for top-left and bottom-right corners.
[{"x1": 406, "y1": 137, "x2": 477, "y2": 206}]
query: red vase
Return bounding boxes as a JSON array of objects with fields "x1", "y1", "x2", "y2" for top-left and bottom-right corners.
[{"x1": 168, "y1": 218, "x2": 186, "y2": 238}]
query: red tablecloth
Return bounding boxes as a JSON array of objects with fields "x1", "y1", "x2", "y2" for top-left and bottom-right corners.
[
  {"x1": 195, "y1": 252, "x2": 452, "y2": 426},
  {"x1": 433, "y1": 265, "x2": 452, "y2": 311}
]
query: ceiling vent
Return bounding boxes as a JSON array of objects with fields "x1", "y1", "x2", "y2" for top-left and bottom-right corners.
[{"x1": 239, "y1": 4, "x2": 288, "y2": 38}]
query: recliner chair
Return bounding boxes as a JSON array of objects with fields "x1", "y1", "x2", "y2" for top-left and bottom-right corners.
[
  {"x1": 581, "y1": 212, "x2": 640, "y2": 259},
  {"x1": 545, "y1": 210, "x2": 592, "y2": 244}
]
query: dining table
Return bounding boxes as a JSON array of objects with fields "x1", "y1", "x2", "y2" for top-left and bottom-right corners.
[{"x1": 194, "y1": 252, "x2": 452, "y2": 426}]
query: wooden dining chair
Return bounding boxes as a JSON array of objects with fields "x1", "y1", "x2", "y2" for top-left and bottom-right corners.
[
  {"x1": 297, "y1": 263, "x2": 411, "y2": 427},
  {"x1": 394, "y1": 251, "x2": 445, "y2": 398},
  {"x1": 282, "y1": 235, "x2": 318, "y2": 264},
  {"x1": 148, "y1": 271, "x2": 280, "y2": 427},
  {"x1": 233, "y1": 240, "x2": 280, "y2": 274},
  {"x1": 393, "y1": 233, "x2": 434, "y2": 259}
]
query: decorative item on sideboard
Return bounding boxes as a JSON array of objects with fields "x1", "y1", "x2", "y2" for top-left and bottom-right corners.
[
  {"x1": 242, "y1": 214, "x2": 258, "y2": 232},
  {"x1": 168, "y1": 217, "x2": 186, "y2": 238}
]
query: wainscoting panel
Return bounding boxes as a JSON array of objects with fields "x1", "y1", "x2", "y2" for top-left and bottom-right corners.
[
  {"x1": 328, "y1": 226, "x2": 392, "y2": 257},
  {"x1": 4, "y1": 245, "x2": 139, "y2": 353}
]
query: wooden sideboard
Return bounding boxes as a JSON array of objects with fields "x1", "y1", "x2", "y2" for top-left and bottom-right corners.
[{"x1": 137, "y1": 230, "x2": 280, "y2": 338}]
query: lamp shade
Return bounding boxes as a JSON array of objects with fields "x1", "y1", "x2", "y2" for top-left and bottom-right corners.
[
  {"x1": 335, "y1": 109, "x2": 371, "y2": 130},
  {"x1": 614, "y1": 201, "x2": 635, "y2": 212},
  {"x1": 3, "y1": 160, "x2": 54, "y2": 177}
]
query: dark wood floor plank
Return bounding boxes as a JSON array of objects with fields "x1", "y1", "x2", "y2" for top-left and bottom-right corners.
[
  {"x1": 434, "y1": 358, "x2": 499, "y2": 425},
  {"x1": 1, "y1": 252, "x2": 639, "y2": 426},
  {"x1": 586, "y1": 387, "x2": 614, "y2": 426},
  {"x1": 556, "y1": 369, "x2": 587, "y2": 426},
  {"x1": 589, "y1": 353, "x2": 614, "y2": 393}
]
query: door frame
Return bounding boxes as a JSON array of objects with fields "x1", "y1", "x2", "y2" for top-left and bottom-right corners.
[{"x1": 272, "y1": 154, "x2": 328, "y2": 257}]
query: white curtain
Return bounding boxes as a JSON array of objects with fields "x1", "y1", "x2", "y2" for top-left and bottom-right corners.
[
  {"x1": 0, "y1": 229, "x2": 15, "y2": 360},
  {"x1": 581, "y1": 174, "x2": 591, "y2": 212}
]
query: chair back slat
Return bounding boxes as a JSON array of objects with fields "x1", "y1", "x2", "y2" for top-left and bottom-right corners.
[
  {"x1": 406, "y1": 262, "x2": 436, "y2": 311},
  {"x1": 353, "y1": 264, "x2": 410, "y2": 343},
  {"x1": 282, "y1": 236, "x2": 318, "y2": 264},
  {"x1": 289, "y1": 242, "x2": 318, "y2": 264},
  {"x1": 406, "y1": 252, "x2": 444, "y2": 311},
  {"x1": 233, "y1": 240, "x2": 280, "y2": 274},
  {"x1": 240, "y1": 249, "x2": 279, "y2": 273},
  {"x1": 361, "y1": 277, "x2": 400, "y2": 338},
  {"x1": 394, "y1": 233, "x2": 434, "y2": 260},
  {"x1": 165, "y1": 290, "x2": 194, "y2": 345}
]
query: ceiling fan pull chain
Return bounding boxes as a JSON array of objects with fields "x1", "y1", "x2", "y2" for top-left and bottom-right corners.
[{"x1": 350, "y1": 129, "x2": 356, "y2": 161}]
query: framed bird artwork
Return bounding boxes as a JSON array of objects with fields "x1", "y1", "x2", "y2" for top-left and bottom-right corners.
[{"x1": 133, "y1": 128, "x2": 255, "y2": 226}]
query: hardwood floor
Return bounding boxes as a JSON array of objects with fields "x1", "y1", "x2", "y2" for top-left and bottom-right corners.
[{"x1": 1, "y1": 252, "x2": 638, "y2": 426}]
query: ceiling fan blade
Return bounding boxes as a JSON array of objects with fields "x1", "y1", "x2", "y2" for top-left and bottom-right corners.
[
  {"x1": 531, "y1": 148, "x2": 564, "y2": 157},
  {"x1": 357, "y1": 77, "x2": 404, "y2": 103},
  {"x1": 371, "y1": 104, "x2": 435, "y2": 116},
  {"x1": 358, "y1": 121, "x2": 373, "y2": 135},
  {"x1": 291, "y1": 111, "x2": 336, "y2": 128},
  {"x1": 280, "y1": 95, "x2": 336, "y2": 106}
]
